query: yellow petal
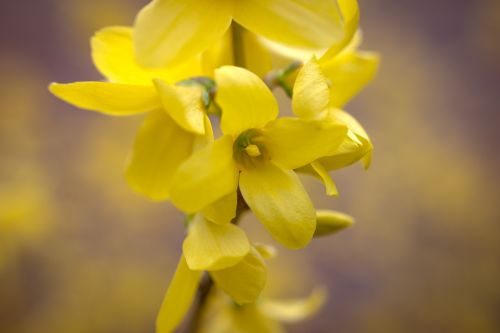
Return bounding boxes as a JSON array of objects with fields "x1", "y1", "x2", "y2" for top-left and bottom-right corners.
[
  {"x1": 125, "y1": 110, "x2": 195, "y2": 200},
  {"x1": 315, "y1": 210, "x2": 354, "y2": 237},
  {"x1": 239, "y1": 163, "x2": 315, "y2": 249},
  {"x1": 210, "y1": 247, "x2": 267, "y2": 305},
  {"x1": 133, "y1": 0, "x2": 233, "y2": 67},
  {"x1": 234, "y1": 0, "x2": 344, "y2": 50},
  {"x1": 49, "y1": 82, "x2": 159, "y2": 116},
  {"x1": 215, "y1": 66, "x2": 278, "y2": 136},
  {"x1": 260, "y1": 288, "x2": 327, "y2": 323},
  {"x1": 154, "y1": 79, "x2": 205, "y2": 135},
  {"x1": 91, "y1": 26, "x2": 203, "y2": 84},
  {"x1": 156, "y1": 255, "x2": 202, "y2": 333},
  {"x1": 320, "y1": 0, "x2": 360, "y2": 61},
  {"x1": 292, "y1": 58, "x2": 330, "y2": 120},
  {"x1": 318, "y1": 109, "x2": 373, "y2": 170},
  {"x1": 321, "y1": 51, "x2": 380, "y2": 108},
  {"x1": 183, "y1": 214, "x2": 250, "y2": 271},
  {"x1": 202, "y1": 191, "x2": 237, "y2": 225},
  {"x1": 230, "y1": 303, "x2": 284, "y2": 333},
  {"x1": 169, "y1": 135, "x2": 239, "y2": 213},
  {"x1": 240, "y1": 30, "x2": 274, "y2": 78},
  {"x1": 201, "y1": 30, "x2": 234, "y2": 76},
  {"x1": 263, "y1": 117, "x2": 351, "y2": 170},
  {"x1": 254, "y1": 243, "x2": 277, "y2": 260},
  {"x1": 310, "y1": 161, "x2": 338, "y2": 196}
]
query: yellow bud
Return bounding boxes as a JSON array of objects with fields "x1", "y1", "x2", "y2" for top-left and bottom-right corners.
[{"x1": 314, "y1": 210, "x2": 354, "y2": 237}]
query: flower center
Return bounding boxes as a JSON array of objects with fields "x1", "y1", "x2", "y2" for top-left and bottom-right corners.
[{"x1": 233, "y1": 129, "x2": 267, "y2": 168}]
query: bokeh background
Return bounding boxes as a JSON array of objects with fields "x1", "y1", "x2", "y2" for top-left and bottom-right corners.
[{"x1": 1, "y1": 0, "x2": 500, "y2": 332}]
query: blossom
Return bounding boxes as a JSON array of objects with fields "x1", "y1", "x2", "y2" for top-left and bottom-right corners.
[
  {"x1": 133, "y1": 0, "x2": 358, "y2": 67},
  {"x1": 156, "y1": 217, "x2": 270, "y2": 333},
  {"x1": 49, "y1": 26, "x2": 214, "y2": 200},
  {"x1": 203, "y1": 288, "x2": 326, "y2": 333},
  {"x1": 168, "y1": 66, "x2": 358, "y2": 249}
]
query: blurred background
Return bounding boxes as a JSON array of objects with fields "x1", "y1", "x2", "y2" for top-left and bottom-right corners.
[{"x1": 1, "y1": 0, "x2": 499, "y2": 332}]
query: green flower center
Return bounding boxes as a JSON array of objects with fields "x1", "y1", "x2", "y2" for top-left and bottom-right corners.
[{"x1": 233, "y1": 129, "x2": 267, "y2": 168}]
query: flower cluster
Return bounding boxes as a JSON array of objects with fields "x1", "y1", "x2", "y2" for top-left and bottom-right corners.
[{"x1": 49, "y1": 1, "x2": 378, "y2": 332}]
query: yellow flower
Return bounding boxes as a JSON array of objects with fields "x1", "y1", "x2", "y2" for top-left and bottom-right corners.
[
  {"x1": 168, "y1": 66, "x2": 356, "y2": 249},
  {"x1": 203, "y1": 288, "x2": 326, "y2": 333},
  {"x1": 133, "y1": 0, "x2": 358, "y2": 67},
  {"x1": 156, "y1": 237, "x2": 269, "y2": 333},
  {"x1": 48, "y1": 26, "x2": 214, "y2": 200}
]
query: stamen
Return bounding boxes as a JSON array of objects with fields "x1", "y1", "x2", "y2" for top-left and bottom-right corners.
[{"x1": 245, "y1": 144, "x2": 261, "y2": 157}]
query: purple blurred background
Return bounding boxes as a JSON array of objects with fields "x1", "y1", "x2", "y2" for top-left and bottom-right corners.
[{"x1": 1, "y1": 0, "x2": 499, "y2": 332}]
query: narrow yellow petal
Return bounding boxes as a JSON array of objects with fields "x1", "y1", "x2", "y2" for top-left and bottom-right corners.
[
  {"x1": 183, "y1": 214, "x2": 250, "y2": 271},
  {"x1": 292, "y1": 58, "x2": 330, "y2": 120},
  {"x1": 315, "y1": 210, "x2": 354, "y2": 237},
  {"x1": 321, "y1": 51, "x2": 380, "y2": 108},
  {"x1": 210, "y1": 247, "x2": 267, "y2": 305},
  {"x1": 49, "y1": 82, "x2": 159, "y2": 116},
  {"x1": 154, "y1": 79, "x2": 205, "y2": 135},
  {"x1": 91, "y1": 26, "x2": 203, "y2": 84},
  {"x1": 215, "y1": 66, "x2": 278, "y2": 136},
  {"x1": 234, "y1": 0, "x2": 344, "y2": 50},
  {"x1": 239, "y1": 163, "x2": 315, "y2": 249},
  {"x1": 169, "y1": 136, "x2": 239, "y2": 213},
  {"x1": 310, "y1": 161, "x2": 338, "y2": 196},
  {"x1": 202, "y1": 191, "x2": 237, "y2": 225},
  {"x1": 318, "y1": 109, "x2": 373, "y2": 171},
  {"x1": 260, "y1": 288, "x2": 327, "y2": 323},
  {"x1": 230, "y1": 303, "x2": 284, "y2": 333},
  {"x1": 156, "y1": 256, "x2": 202, "y2": 333},
  {"x1": 125, "y1": 110, "x2": 194, "y2": 200},
  {"x1": 133, "y1": 0, "x2": 233, "y2": 67},
  {"x1": 254, "y1": 243, "x2": 277, "y2": 260},
  {"x1": 263, "y1": 117, "x2": 350, "y2": 170},
  {"x1": 320, "y1": 0, "x2": 360, "y2": 61}
]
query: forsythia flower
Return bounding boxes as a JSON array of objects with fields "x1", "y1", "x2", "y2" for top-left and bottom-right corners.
[
  {"x1": 49, "y1": 26, "x2": 214, "y2": 200},
  {"x1": 168, "y1": 66, "x2": 359, "y2": 249},
  {"x1": 133, "y1": 0, "x2": 357, "y2": 67},
  {"x1": 202, "y1": 288, "x2": 326, "y2": 333},
  {"x1": 156, "y1": 228, "x2": 271, "y2": 333}
]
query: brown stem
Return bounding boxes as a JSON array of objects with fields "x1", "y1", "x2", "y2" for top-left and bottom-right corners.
[{"x1": 182, "y1": 273, "x2": 213, "y2": 333}]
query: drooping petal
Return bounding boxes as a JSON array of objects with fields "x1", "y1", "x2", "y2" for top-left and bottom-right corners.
[
  {"x1": 310, "y1": 161, "x2": 338, "y2": 196},
  {"x1": 230, "y1": 303, "x2": 284, "y2": 333},
  {"x1": 292, "y1": 58, "x2": 330, "y2": 120},
  {"x1": 183, "y1": 214, "x2": 249, "y2": 271},
  {"x1": 215, "y1": 66, "x2": 278, "y2": 136},
  {"x1": 210, "y1": 247, "x2": 267, "y2": 305},
  {"x1": 49, "y1": 82, "x2": 159, "y2": 116},
  {"x1": 156, "y1": 256, "x2": 202, "y2": 333},
  {"x1": 263, "y1": 117, "x2": 353, "y2": 170},
  {"x1": 239, "y1": 163, "x2": 315, "y2": 249},
  {"x1": 321, "y1": 51, "x2": 380, "y2": 108},
  {"x1": 315, "y1": 210, "x2": 354, "y2": 237},
  {"x1": 154, "y1": 79, "x2": 205, "y2": 135},
  {"x1": 125, "y1": 110, "x2": 195, "y2": 200},
  {"x1": 318, "y1": 109, "x2": 373, "y2": 170},
  {"x1": 260, "y1": 288, "x2": 327, "y2": 323},
  {"x1": 320, "y1": 0, "x2": 360, "y2": 61},
  {"x1": 91, "y1": 26, "x2": 203, "y2": 84},
  {"x1": 133, "y1": 0, "x2": 233, "y2": 67},
  {"x1": 169, "y1": 135, "x2": 239, "y2": 213},
  {"x1": 233, "y1": 0, "x2": 344, "y2": 50},
  {"x1": 202, "y1": 191, "x2": 237, "y2": 225},
  {"x1": 254, "y1": 243, "x2": 277, "y2": 260}
]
